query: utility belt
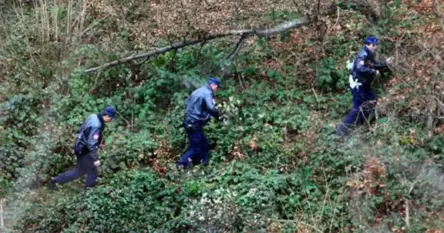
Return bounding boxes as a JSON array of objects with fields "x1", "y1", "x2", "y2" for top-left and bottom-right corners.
[{"x1": 184, "y1": 117, "x2": 204, "y2": 131}]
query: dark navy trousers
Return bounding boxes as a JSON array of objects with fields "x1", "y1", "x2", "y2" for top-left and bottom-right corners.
[
  {"x1": 177, "y1": 119, "x2": 209, "y2": 168},
  {"x1": 337, "y1": 86, "x2": 376, "y2": 136},
  {"x1": 53, "y1": 152, "x2": 98, "y2": 188}
]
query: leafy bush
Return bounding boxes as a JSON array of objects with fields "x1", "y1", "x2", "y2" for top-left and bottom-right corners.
[{"x1": 15, "y1": 170, "x2": 188, "y2": 233}]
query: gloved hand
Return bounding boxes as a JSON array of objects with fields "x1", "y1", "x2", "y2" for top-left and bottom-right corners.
[
  {"x1": 212, "y1": 110, "x2": 221, "y2": 121},
  {"x1": 219, "y1": 113, "x2": 229, "y2": 121},
  {"x1": 220, "y1": 114, "x2": 229, "y2": 126},
  {"x1": 386, "y1": 56, "x2": 394, "y2": 65},
  {"x1": 216, "y1": 110, "x2": 230, "y2": 122}
]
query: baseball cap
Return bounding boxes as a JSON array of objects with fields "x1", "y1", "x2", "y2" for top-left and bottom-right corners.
[
  {"x1": 364, "y1": 36, "x2": 379, "y2": 45},
  {"x1": 103, "y1": 106, "x2": 117, "y2": 120},
  {"x1": 208, "y1": 77, "x2": 221, "y2": 88}
]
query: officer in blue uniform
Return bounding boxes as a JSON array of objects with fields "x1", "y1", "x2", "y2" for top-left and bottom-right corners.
[
  {"x1": 177, "y1": 78, "x2": 221, "y2": 169},
  {"x1": 49, "y1": 106, "x2": 117, "y2": 190},
  {"x1": 336, "y1": 36, "x2": 393, "y2": 136}
]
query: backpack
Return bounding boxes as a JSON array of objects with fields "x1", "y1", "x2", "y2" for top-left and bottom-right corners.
[
  {"x1": 73, "y1": 136, "x2": 87, "y2": 156},
  {"x1": 73, "y1": 121, "x2": 89, "y2": 156}
]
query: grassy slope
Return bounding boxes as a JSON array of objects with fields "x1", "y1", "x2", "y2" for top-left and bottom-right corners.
[{"x1": 0, "y1": 0, "x2": 443, "y2": 232}]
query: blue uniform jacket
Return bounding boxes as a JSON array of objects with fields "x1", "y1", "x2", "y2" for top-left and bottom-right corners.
[
  {"x1": 351, "y1": 46, "x2": 388, "y2": 88},
  {"x1": 185, "y1": 84, "x2": 219, "y2": 123},
  {"x1": 74, "y1": 114, "x2": 104, "y2": 160}
]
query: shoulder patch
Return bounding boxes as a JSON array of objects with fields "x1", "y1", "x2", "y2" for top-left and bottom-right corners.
[
  {"x1": 93, "y1": 133, "x2": 99, "y2": 140},
  {"x1": 359, "y1": 60, "x2": 365, "y2": 66},
  {"x1": 357, "y1": 50, "x2": 367, "y2": 59}
]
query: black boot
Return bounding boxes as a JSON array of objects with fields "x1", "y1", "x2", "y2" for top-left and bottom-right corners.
[{"x1": 48, "y1": 178, "x2": 57, "y2": 191}]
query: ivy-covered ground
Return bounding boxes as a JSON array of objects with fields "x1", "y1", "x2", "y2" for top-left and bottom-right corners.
[{"x1": 0, "y1": 0, "x2": 443, "y2": 232}]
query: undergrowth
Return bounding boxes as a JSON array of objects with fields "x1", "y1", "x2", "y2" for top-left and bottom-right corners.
[{"x1": 0, "y1": 0, "x2": 442, "y2": 232}]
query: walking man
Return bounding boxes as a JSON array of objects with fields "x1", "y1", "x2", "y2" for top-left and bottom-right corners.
[
  {"x1": 49, "y1": 106, "x2": 117, "y2": 190},
  {"x1": 177, "y1": 78, "x2": 221, "y2": 169},
  {"x1": 336, "y1": 36, "x2": 393, "y2": 136}
]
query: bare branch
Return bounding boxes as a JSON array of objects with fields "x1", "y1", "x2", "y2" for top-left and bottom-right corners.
[
  {"x1": 316, "y1": 0, "x2": 321, "y2": 21},
  {"x1": 292, "y1": 0, "x2": 304, "y2": 16},
  {"x1": 433, "y1": 0, "x2": 443, "y2": 31},
  {"x1": 433, "y1": 96, "x2": 444, "y2": 112},
  {"x1": 405, "y1": 198, "x2": 410, "y2": 227},
  {"x1": 85, "y1": 17, "x2": 310, "y2": 73},
  {"x1": 226, "y1": 35, "x2": 247, "y2": 61},
  {"x1": 333, "y1": 0, "x2": 380, "y2": 23}
]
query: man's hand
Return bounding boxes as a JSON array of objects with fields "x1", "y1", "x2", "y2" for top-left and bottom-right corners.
[
  {"x1": 386, "y1": 56, "x2": 394, "y2": 65},
  {"x1": 99, "y1": 143, "x2": 104, "y2": 149},
  {"x1": 219, "y1": 113, "x2": 228, "y2": 121},
  {"x1": 212, "y1": 110, "x2": 221, "y2": 121},
  {"x1": 219, "y1": 113, "x2": 229, "y2": 125},
  {"x1": 94, "y1": 160, "x2": 101, "y2": 167}
]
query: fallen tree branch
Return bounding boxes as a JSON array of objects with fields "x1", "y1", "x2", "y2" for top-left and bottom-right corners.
[
  {"x1": 85, "y1": 0, "x2": 382, "y2": 73},
  {"x1": 85, "y1": 17, "x2": 310, "y2": 73}
]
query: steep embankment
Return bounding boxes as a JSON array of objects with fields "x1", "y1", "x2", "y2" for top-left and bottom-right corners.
[{"x1": 0, "y1": 0, "x2": 442, "y2": 232}]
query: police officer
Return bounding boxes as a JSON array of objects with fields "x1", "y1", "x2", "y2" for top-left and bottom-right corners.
[
  {"x1": 336, "y1": 36, "x2": 393, "y2": 136},
  {"x1": 177, "y1": 78, "x2": 221, "y2": 169},
  {"x1": 49, "y1": 106, "x2": 117, "y2": 190}
]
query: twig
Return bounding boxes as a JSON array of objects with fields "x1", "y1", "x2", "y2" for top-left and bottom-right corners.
[
  {"x1": 76, "y1": 15, "x2": 110, "y2": 41},
  {"x1": 226, "y1": 35, "x2": 248, "y2": 60},
  {"x1": 311, "y1": 87, "x2": 320, "y2": 104},
  {"x1": 117, "y1": 111, "x2": 132, "y2": 128},
  {"x1": 292, "y1": 0, "x2": 304, "y2": 16},
  {"x1": 1, "y1": 199, "x2": 4, "y2": 230},
  {"x1": 404, "y1": 175, "x2": 417, "y2": 229},
  {"x1": 334, "y1": 6, "x2": 340, "y2": 27},
  {"x1": 316, "y1": 0, "x2": 321, "y2": 21},
  {"x1": 432, "y1": 0, "x2": 443, "y2": 31},
  {"x1": 405, "y1": 198, "x2": 410, "y2": 227},
  {"x1": 88, "y1": 70, "x2": 102, "y2": 93},
  {"x1": 433, "y1": 96, "x2": 444, "y2": 112}
]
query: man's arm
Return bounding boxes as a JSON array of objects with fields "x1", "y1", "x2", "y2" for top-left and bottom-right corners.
[
  {"x1": 85, "y1": 126, "x2": 102, "y2": 161},
  {"x1": 374, "y1": 59, "x2": 388, "y2": 70},
  {"x1": 374, "y1": 57, "x2": 393, "y2": 70},
  {"x1": 203, "y1": 94, "x2": 220, "y2": 120},
  {"x1": 356, "y1": 57, "x2": 377, "y2": 75}
]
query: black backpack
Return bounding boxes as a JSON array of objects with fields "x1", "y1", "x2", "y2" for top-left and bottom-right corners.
[{"x1": 73, "y1": 121, "x2": 89, "y2": 156}]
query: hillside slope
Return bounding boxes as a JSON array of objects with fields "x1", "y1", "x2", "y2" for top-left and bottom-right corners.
[{"x1": 0, "y1": 0, "x2": 443, "y2": 232}]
